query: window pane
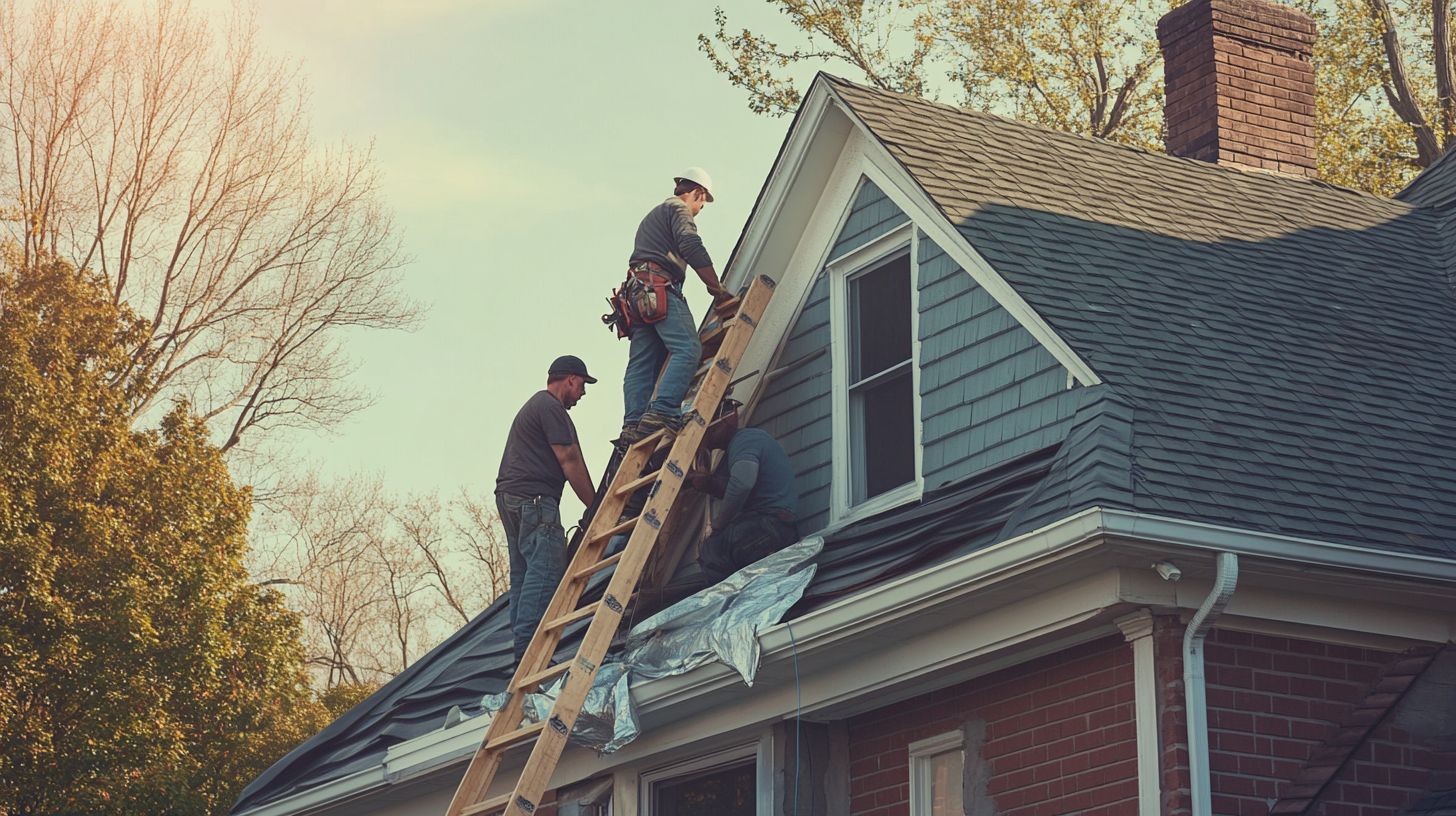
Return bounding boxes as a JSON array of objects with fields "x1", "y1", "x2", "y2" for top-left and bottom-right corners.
[
  {"x1": 850, "y1": 254, "x2": 912, "y2": 383},
  {"x1": 929, "y1": 751, "x2": 964, "y2": 816},
  {"x1": 654, "y1": 762, "x2": 755, "y2": 816},
  {"x1": 860, "y1": 368, "x2": 915, "y2": 500}
]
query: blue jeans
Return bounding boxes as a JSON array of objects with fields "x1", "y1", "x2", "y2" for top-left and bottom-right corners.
[
  {"x1": 498, "y1": 493, "x2": 567, "y2": 661},
  {"x1": 698, "y1": 512, "x2": 798, "y2": 586},
  {"x1": 623, "y1": 287, "x2": 701, "y2": 424}
]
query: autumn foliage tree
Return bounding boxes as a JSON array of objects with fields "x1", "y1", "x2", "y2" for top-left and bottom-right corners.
[
  {"x1": 702, "y1": 0, "x2": 1456, "y2": 194},
  {"x1": 0, "y1": 254, "x2": 325, "y2": 813}
]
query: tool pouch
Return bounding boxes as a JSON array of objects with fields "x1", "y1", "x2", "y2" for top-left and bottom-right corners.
[{"x1": 622, "y1": 265, "x2": 672, "y2": 325}]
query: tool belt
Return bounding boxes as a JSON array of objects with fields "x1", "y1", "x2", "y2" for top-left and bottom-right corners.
[{"x1": 602, "y1": 262, "x2": 673, "y2": 339}]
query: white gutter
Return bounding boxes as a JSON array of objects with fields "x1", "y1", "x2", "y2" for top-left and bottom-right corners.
[
  {"x1": 1097, "y1": 510, "x2": 1456, "y2": 582},
  {"x1": 1184, "y1": 552, "x2": 1238, "y2": 816}
]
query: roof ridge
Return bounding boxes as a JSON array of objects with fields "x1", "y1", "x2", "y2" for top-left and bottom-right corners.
[{"x1": 818, "y1": 73, "x2": 1410, "y2": 208}]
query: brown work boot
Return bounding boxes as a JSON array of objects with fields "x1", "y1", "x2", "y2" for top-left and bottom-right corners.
[
  {"x1": 635, "y1": 410, "x2": 684, "y2": 441},
  {"x1": 614, "y1": 424, "x2": 648, "y2": 447}
]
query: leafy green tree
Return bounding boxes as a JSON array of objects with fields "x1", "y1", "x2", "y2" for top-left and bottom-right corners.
[
  {"x1": 0, "y1": 253, "x2": 324, "y2": 815},
  {"x1": 700, "y1": 0, "x2": 1168, "y2": 148},
  {"x1": 702, "y1": 0, "x2": 1456, "y2": 194}
]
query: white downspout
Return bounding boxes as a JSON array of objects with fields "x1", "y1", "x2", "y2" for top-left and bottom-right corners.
[{"x1": 1184, "y1": 552, "x2": 1238, "y2": 816}]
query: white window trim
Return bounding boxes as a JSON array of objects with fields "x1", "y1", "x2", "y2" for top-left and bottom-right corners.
[
  {"x1": 908, "y1": 730, "x2": 966, "y2": 816},
  {"x1": 639, "y1": 737, "x2": 772, "y2": 816},
  {"x1": 827, "y1": 218, "x2": 925, "y2": 524}
]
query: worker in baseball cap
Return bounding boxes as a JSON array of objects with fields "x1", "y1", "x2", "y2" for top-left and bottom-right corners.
[{"x1": 494, "y1": 354, "x2": 598, "y2": 663}]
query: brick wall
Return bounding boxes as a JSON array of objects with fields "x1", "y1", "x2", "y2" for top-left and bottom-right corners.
[
  {"x1": 1202, "y1": 629, "x2": 1405, "y2": 816},
  {"x1": 1311, "y1": 720, "x2": 1456, "y2": 816},
  {"x1": 1157, "y1": 0, "x2": 1318, "y2": 177},
  {"x1": 847, "y1": 635, "x2": 1138, "y2": 816},
  {"x1": 1156, "y1": 614, "x2": 1193, "y2": 816}
]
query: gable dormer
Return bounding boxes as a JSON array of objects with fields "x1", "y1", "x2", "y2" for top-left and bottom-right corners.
[{"x1": 734, "y1": 161, "x2": 1089, "y2": 534}]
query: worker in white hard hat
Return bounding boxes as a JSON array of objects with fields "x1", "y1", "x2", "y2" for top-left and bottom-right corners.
[{"x1": 616, "y1": 167, "x2": 732, "y2": 444}]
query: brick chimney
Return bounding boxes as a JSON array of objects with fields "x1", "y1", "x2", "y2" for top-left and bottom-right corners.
[{"x1": 1157, "y1": 0, "x2": 1318, "y2": 177}]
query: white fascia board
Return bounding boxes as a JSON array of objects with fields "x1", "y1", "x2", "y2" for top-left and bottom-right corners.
[
  {"x1": 233, "y1": 766, "x2": 385, "y2": 816},
  {"x1": 238, "y1": 508, "x2": 1456, "y2": 816},
  {"x1": 819, "y1": 90, "x2": 1103, "y2": 388},
  {"x1": 721, "y1": 83, "x2": 835, "y2": 291},
  {"x1": 1097, "y1": 508, "x2": 1456, "y2": 582}
]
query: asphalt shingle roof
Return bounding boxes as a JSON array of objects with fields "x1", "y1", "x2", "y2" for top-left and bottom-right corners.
[{"x1": 826, "y1": 74, "x2": 1456, "y2": 557}]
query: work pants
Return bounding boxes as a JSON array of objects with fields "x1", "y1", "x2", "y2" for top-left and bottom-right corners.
[
  {"x1": 498, "y1": 493, "x2": 567, "y2": 663},
  {"x1": 698, "y1": 512, "x2": 799, "y2": 586},
  {"x1": 623, "y1": 287, "x2": 700, "y2": 425}
]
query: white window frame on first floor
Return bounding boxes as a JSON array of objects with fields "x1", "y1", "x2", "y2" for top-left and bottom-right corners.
[
  {"x1": 908, "y1": 730, "x2": 966, "y2": 816},
  {"x1": 826, "y1": 217, "x2": 925, "y2": 524},
  {"x1": 638, "y1": 735, "x2": 772, "y2": 816}
]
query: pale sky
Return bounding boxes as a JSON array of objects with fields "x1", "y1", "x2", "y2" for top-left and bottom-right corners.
[{"x1": 240, "y1": 1, "x2": 815, "y2": 520}]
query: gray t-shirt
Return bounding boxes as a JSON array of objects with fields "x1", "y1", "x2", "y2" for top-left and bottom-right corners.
[
  {"x1": 495, "y1": 390, "x2": 579, "y2": 501},
  {"x1": 715, "y1": 428, "x2": 798, "y2": 524},
  {"x1": 628, "y1": 197, "x2": 713, "y2": 285}
]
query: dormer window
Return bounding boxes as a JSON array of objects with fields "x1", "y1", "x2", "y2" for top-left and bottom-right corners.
[
  {"x1": 848, "y1": 252, "x2": 915, "y2": 503},
  {"x1": 829, "y1": 221, "x2": 922, "y2": 520}
]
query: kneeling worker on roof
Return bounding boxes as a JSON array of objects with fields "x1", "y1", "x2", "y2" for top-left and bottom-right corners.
[
  {"x1": 689, "y1": 401, "x2": 799, "y2": 585},
  {"x1": 618, "y1": 167, "x2": 733, "y2": 444},
  {"x1": 495, "y1": 355, "x2": 599, "y2": 664}
]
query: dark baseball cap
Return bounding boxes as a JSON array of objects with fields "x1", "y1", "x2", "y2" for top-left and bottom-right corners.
[{"x1": 549, "y1": 354, "x2": 597, "y2": 383}]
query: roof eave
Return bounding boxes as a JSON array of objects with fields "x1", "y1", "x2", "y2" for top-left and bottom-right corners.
[{"x1": 234, "y1": 508, "x2": 1456, "y2": 816}]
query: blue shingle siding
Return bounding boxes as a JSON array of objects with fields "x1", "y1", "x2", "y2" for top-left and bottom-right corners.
[
  {"x1": 830, "y1": 178, "x2": 910, "y2": 260},
  {"x1": 747, "y1": 179, "x2": 908, "y2": 534},
  {"x1": 917, "y1": 237, "x2": 1082, "y2": 490},
  {"x1": 751, "y1": 270, "x2": 833, "y2": 533}
]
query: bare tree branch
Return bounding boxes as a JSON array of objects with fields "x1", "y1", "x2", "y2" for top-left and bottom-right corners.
[{"x1": 0, "y1": 0, "x2": 422, "y2": 452}]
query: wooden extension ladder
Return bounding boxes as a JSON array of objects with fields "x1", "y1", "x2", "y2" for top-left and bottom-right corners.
[{"x1": 444, "y1": 274, "x2": 777, "y2": 816}]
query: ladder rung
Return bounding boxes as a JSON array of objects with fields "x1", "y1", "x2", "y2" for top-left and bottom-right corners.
[
  {"x1": 545, "y1": 600, "x2": 600, "y2": 631},
  {"x1": 587, "y1": 515, "x2": 637, "y2": 546},
  {"x1": 615, "y1": 468, "x2": 661, "y2": 497},
  {"x1": 513, "y1": 660, "x2": 571, "y2": 691},
  {"x1": 630, "y1": 428, "x2": 669, "y2": 450},
  {"x1": 462, "y1": 793, "x2": 511, "y2": 816},
  {"x1": 485, "y1": 719, "x2": 546, "y2": 751},
  {"x1": 575, "y1": 552, "x2": 622, "y2": 581}
]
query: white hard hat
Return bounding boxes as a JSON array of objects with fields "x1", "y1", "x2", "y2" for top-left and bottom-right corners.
[{"x1": 674, "y1": 167, "x2": 714, "y2": 202}]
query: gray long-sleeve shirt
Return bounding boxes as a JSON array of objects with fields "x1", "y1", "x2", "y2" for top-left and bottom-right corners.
[{"x1": 628, "y1": 197, "x2": 713, "y2": 285}]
